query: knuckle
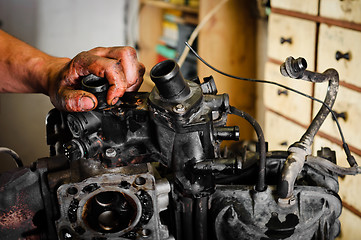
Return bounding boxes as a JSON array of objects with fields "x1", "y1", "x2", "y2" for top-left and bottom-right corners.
[
  {"x1": 121, "y1": 46, "x2": 137, "y2": 58},
  {"x1": 88, "y1": 47, "x2": 105, "y2": 54},
  {"x1": 76, "y1": 50, "x2": 89, "y2": 59}
]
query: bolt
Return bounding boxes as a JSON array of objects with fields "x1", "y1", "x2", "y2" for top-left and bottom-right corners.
[
  {"x1": 105, "y1": 148, "x2": 117, "y2": 158},
  {"x1": 60, "y1": 229, "x2": 73, "y2": 240},
  {"x1": 135, "y1": 176, "x2": 146, "y2": 186},
  {"x1": 64, "y1": 232, "x2": 72, "y2": 239},
  {"x1": 141, "y1": 229, "x2": 151, "y2": 237},
  {"x1": 173, "y1": 104, "x2": 186, "y2": 113}
]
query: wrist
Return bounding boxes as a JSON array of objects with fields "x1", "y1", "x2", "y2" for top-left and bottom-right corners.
[{"x1": 42, "y1": 56, "x2": 71, "y2": 95}]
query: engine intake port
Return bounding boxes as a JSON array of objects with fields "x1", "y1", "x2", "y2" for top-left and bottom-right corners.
[{"x1": 150, "y1": 59, "x2": 190, "y2": 100}]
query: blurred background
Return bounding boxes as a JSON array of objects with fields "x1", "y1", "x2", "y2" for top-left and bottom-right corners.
[{"x1": 1, "y1": 1, "x2": 361, "y2": 238}]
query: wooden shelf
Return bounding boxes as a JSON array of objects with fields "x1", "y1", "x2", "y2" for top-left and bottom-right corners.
[
  {"x1": 138, "y1": 0, "x2": 257, "y2": 141},
  {"x1": 140, "y1": 0, "x2": 199, "y2": 14}
]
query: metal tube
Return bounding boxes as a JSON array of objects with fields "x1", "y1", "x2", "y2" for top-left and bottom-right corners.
[
  {"x1": 181, "y1": 197, "x2": 194, "y2": 240},
  {"x1": 299, "y1": 69, "x2": 339, "y2": 146},
  {"x1": 193, "y1": 157, "x2": 241, "y2": 174},
  {"x1": 306, "y1": 155, "x2": 361, "y2": 176},
  {"x1": 278, "y1": 57, "x2": 339, "y2": 200},
  {"x1": 195, "y1": 197, "x2": 208, "y2": 240}
]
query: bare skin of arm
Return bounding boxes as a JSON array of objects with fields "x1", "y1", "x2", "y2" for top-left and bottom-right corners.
[{"x1": 0, "y1": 30, "x2": 145, "y2": 112}]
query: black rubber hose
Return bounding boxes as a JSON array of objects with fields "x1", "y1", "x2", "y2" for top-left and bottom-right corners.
[{"x1": 230, "y1": 106, "x2": 267, "y2": 192}]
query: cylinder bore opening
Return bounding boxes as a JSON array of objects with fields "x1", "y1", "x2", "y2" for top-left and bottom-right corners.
[
  {"x1": 151, "y1": 60, "x2": 176, "y2": 79},
  {"x1": 83, "y1": 191, "x2": 138, "y2": 233},
  {"x1": 98, "y1": 210, "x2": 121, "y2": 231},
  {"x1": 95, "y1": 191, "x2": 119, "y2": 207}
]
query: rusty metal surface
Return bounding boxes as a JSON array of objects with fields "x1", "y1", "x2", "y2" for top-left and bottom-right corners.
[{"x1": 0, "y1": 168, "x2": 45, "y2": 239}]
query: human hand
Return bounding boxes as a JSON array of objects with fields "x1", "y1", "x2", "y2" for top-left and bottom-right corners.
[{"x1": 47, "y1": 46, "x2": 145, "y2": 112}]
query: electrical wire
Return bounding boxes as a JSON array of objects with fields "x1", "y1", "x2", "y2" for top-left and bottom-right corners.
[
  {"x1": 0, "y1": 147, "x2": 23, "y2": 168},
  {"x1": 177, "y1": 0, "x2": 229, "y2": 68},
  {"x1": 185, "y1": 41, "x2": 357, "y2": 166}
]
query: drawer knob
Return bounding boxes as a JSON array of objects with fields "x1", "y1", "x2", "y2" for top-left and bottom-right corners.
[
  {"x1": 280, "y1": 37, "x2": 292, "y2": 44},
  {"x1": 280, "y1": 141, "x2": 288, "y2": 146},
  {"x1": 277, "y1": 89, "x2": 288, "y2": 96},
  {"x1": 335, "y1": 51, "x2": 350, "y2": 61},
  {"x1": 332, "y1": 111, "x2": 347, "y2": 121}
]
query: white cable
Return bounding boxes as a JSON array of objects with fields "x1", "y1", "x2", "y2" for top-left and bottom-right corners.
[{"x1": 177, "y1": 0, "x2": 229, "y2": 68}]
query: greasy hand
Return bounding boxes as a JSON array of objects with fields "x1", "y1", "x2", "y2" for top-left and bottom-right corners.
[{"x1": 48, "y1": 46, "x2": 145, "y2": 112}]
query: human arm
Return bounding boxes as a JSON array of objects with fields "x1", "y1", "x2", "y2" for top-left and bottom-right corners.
[{"x1": 0, "y1": 30, "x2": 145, "y2": 111}]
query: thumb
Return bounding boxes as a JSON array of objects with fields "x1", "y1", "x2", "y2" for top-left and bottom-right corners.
[{"x1": 56, "y1": 89, "x2": 98, "y2": 112}]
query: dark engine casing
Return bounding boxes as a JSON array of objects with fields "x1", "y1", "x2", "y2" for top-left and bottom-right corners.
[{"x1": 0, "y1": 59, "x2": 343, "y2": 240}]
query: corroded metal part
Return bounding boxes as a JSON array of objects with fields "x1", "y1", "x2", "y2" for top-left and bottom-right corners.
[{"x1": 55, "y1": 163, "x2": 170, "y2": 240}]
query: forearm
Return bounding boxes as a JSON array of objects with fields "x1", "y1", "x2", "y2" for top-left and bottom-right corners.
[
  {"x1": 0, "y1": 30, "x2": 70, "y2": 94},
  {"x1": 0, "y1": 30, "x2": 144, "y2": 112}
]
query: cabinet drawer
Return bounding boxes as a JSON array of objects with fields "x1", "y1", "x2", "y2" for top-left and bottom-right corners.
[
  {"x1": 320, "y1": 0, "x2": 361, "y2": 24},
  {"x1": 265, "y1": 111, "x2": 306, "y2": 151},
  {"x1": 271, "y1": 0, "x2": 319, "y2": 16},
  {"x1": 318, "y1": 24, "x2": 361, "y2": 88},
  {"x1": 313, "y1": 136, "x2": 361, "y2": 213},
  {"x1": 313, "y1": 82, "x2": 361, "y2": 147},
  {"x1": 338, "y1": 208, "x2": 361, "y2": 240},
  {"x1": 264, "y1": 62, "x2": 312, "y2": 125},
  {"x1": 268, "y1": 13, "x2": 316, "y2": 70}
]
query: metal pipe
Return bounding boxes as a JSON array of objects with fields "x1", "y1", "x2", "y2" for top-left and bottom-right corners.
[
  {"x1": 195, "y1": 197, "x2": 208, "y2": 240},
  {"x1": 299, "y1": 69, "x2": 339, "y2": 146},
  {"x1": 278, "y1": 57, "x2": 339, "y2": 200},
  {"x1": 306, "y1": 156, "x2": 361, "y2": 176},
  {"x1": 193, "y1": 157, "x2": 242, "y2": 174},
  {"x1": 181, "y1": 197, "x2": 194, "y2": 240}
]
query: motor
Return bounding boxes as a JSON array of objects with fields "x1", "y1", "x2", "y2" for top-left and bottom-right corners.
[{"x1": 0, "y1": 57, "x2": 357, "y2": 240}]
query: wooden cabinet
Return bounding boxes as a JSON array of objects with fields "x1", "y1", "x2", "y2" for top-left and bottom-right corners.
[
  {"x1": 267, "y1": 2, "x2": 361, "y2": 238},
  {"x1": 271, "y1": 0, "x2": 319, "y2": 15},
  {"x1": 314, "y1": 81, "x2": 361, "y2": 146},
  {"x1": 313, "y1": 136, "x2": 361, "y2": 186},
  {"x1": 264, "y1": 62, "x2": 312, "y2": 125},
  {"x1": 318, "y1": 24, "x2": 361, "y2": 88},
  {"x1": 268, "y1": 14, "x2": 317, "y2": 69},
  {"x1": 265, "y1": 111, "x2": 307, "y2": 151},
  {"x1": 320, "y1": 0, "x2": 361, "y2": 24},
  {"x1": 138, "y1": 0, "x2": 257, "y2": 140}
]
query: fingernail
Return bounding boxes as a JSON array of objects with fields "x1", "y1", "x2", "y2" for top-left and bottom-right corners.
[
  {"x1": 80, "y1": 96, "x2": 95, "y2": 110},
  {"x1": 111, "y1": 97, "x2": 119, "y2": 106}
]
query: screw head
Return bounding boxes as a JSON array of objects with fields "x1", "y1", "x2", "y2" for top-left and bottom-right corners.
[
  {"x1": 105, "y1": 148, "x2": 117, "y2": 158},
  {"x1": 173, "y1": 104, "x2": 186, "y2": 113}
]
